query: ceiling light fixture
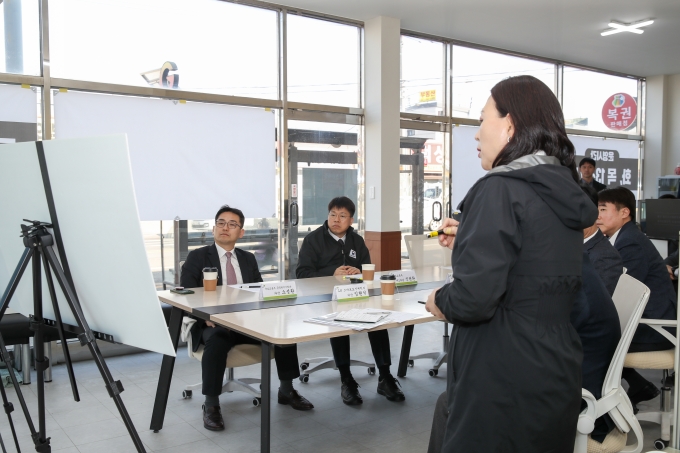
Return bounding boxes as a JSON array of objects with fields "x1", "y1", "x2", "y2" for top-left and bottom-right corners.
[{"x1": 601, "y1": 19, "x2": 654, "y2": 36}]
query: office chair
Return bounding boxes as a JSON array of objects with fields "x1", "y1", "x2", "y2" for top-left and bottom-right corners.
[
  {"x1": 575, "y1": 274, "x2": 648, "y2": 453},
  {"x1": 180, "y1": 317, "x2": 272, "y2": 406},
  {"x1": 403, "y1": 234, "x2": 451, "y2": 376}
]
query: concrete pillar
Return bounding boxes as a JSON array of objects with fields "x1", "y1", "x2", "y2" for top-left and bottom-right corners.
[
  {"x1": 364, "y1": 16, "x2": 401, "y2": 271},
  {"x1": 644, "y1": 75, "x2": 667, "y2": 198}
]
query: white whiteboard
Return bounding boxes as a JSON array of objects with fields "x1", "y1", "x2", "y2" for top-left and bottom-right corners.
[
  {"x1": 451, "y1": 125, "x2": 486, "y2": 210},
  {"x1": 54, "y1": 91, "x2": 276, "y2": 221},
  {"x1": 0, "y1": 84, "x2": 36, "y2": 123},
  {"x1": 0, "y1": 136, "x2": 175, "y2": 356}
]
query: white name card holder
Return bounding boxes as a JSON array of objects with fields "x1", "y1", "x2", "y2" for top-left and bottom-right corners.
[
  {"x1": 332, "y1": 283, "x2": 370, "y2": 302},
  {"x1": 259, "y1": 281, "x2": 297, "y2": 301},
  {"x1": 390, "y1": 270, "x2": 418, "y2": 287}
]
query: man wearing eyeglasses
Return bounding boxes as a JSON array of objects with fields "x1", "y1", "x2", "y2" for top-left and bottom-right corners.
[
  {"x1": 297, "y1": 196, "x2": 405, "y2": 406},
  {"x1": 181, "y1": 205, "x2": 313, "y2": 432}
]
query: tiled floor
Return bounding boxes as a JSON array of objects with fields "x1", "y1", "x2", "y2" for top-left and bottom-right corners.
[{"x1": 0, "y1": 323, "x2": 671, "y2": 452}]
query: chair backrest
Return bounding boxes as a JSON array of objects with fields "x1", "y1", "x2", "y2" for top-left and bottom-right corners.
[
  {"x1": 403, "y1": 235, "x2": 450, "y2": 269},
  {"x1": 601, "y1": 274, "x2": 650, "y2": 430}
]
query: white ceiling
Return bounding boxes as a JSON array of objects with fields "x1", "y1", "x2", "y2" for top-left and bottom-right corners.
[{"x1": 280, "y1": 0, "x2": 680, "y2": 77}]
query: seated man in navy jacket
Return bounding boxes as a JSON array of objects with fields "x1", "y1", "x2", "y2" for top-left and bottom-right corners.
[
  {"x1": 181, "y1": 205, "x2": 313, "y2": 432},
  {"x1": 296, "y1": 196, "x2": 405, "y2": 405},
  {"x1": 580, "y1": 184, "x2": 624, "y2": 296},
  {"x1": 597, "y1": 187, "x2": 677, "y2": 409}
]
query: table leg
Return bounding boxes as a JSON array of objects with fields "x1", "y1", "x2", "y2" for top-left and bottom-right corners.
[
  {"x1": 150, "y1": 306, "x2": 183, "y2": 432},
  {"x1": 261, "y1": 341, "x2": 271, "y2": 453},
  {"x1": 397, "y1": 325, "x2": 414, "y2": 378}
]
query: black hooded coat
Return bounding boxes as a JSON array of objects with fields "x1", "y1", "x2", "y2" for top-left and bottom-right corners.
[{"x1": 435, "y1": 153, "x2": 598, "y2": 452}]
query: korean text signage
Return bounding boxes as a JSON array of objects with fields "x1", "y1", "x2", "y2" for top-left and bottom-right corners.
[
  {"x1": 419, "y1": 90, "x2": 436, "y2": 103},
  {"x1": 601, "y1": 93, "x2": 637, "y2": 131},
  {"x1": 576, "y1": 149, "x2": 638, "y2": 189}
]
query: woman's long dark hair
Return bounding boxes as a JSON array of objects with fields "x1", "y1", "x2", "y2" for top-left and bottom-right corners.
[{"x1": 491, "y1": 75, "x2": 578, "y2": 181}]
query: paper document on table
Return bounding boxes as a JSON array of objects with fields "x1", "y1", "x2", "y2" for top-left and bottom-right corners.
[
  {"x1": 334, "y1": 308, "x2": 389, "y2": 323},
  {"x1": 304, "y1": 308, "x2": 421, "y2": 331},
  {"x1": 229, "y1": 283, "x2": 262, "y2": 293}
]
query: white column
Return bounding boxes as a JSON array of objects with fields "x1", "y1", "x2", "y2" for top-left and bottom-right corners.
[
  {"x1": 644, "y1": 75, "x2": 668, "y2": 197},
  {"x1": 364, "y1": 16, "x2": 401, "y2": 269},
  {"x1": 365, "y1": 16, "x2": 400, "y2": 232}
]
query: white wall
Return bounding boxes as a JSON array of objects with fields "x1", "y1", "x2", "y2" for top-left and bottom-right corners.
[{"x1": 645, "y1": 73, "x2": 680, "y2": 198}]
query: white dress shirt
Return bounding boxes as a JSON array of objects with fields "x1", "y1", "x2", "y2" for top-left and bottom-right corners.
[
  {"x1": 214, "y1": 243, "x2": 243, "y2": 285},
  {"x1": 328, "y1": 229, "x2": 346, "y2": 242},
  {"x1": 584, "y1": 229, "x2": 598, "y2": 244},
  {"x1": 608, "y1": 228, "x2": 621, "y2": 246}
]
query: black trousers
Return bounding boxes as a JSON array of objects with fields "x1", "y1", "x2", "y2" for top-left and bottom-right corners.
[
  {"x1": 201, "y1": 325, "x2": 301, "y2": 396},
  {"x1": 622, "y1": 340, "x2": 674, "y2": 394},
  {"x1": 329, "y1": 330, "x2": 391, "y2": 368},
  {"x1": 428, "y1": 391, "x2": 448, "y2": 453}
]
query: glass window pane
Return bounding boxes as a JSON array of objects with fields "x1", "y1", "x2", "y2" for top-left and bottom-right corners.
[
  {"x1": 451, "y1": 46, "x2": 555, "y2": 119},
  {"x1": 288, "y1": 120, "x2": 363, "y2": 252},
  {"x1": 399, "y1": 129, "x2": 446, "y2": 267},
  {"x1": 563, "y1": 68, "x2": 639, "y2": 134},
  {"x1": 0, "y1": 0, "x2": 40, "y2": 75},
  {"x1": 287, "y1": 16, "x2": 359, "y2": 107},
  {"x1": 50, "y1": 0, "x2": 278, "y2": 99},
  {"x1": 401, "y1": 36, "x2": 444, "y2": 114}
]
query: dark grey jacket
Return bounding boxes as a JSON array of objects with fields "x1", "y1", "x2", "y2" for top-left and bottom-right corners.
[
  {"x1": 435, "y1": 153, "x2": 597, "y2": 452},
  {"x1": 613, "y1": 221, "x2": 677, "y2": 345},
  {"x1": 584, "y1": 229, "x2": 624, "y2": 296}
]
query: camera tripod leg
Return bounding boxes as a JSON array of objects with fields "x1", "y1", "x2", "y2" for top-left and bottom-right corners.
[
  {"x1": 30, "y1": 250, "x2": 51, "y2": 452},
  {"x1": 41, "y1": 256, "x2": 79, "y2": 401},
  {"x1": 43, "y1": 246, "x2": 146, "y2": 452},
  {"x1": 0, "y1": 247, "x2": 33, "y2": 319},
  {"x1": 0, "y1": 332, "x2": 37, "y2": 452}
]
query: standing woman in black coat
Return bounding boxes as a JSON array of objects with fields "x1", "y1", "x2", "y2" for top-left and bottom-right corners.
[{"x1": 425, "y1": 75, "x2": 598, "y2": 452}]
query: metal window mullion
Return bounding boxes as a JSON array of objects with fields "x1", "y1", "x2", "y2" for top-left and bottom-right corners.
[
  {"x1": 39, "y1": 0, "x2": 51, "y2": 140},
  {"x1": 279, "y1": 8, "x2": 289, "y2": 280},
  {"x1": 555, "y1": 63, "x2": 564, "y2": 107}
]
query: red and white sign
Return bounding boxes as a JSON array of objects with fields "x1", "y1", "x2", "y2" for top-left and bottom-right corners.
[{"x1": 601, "y1": 93, "x2": 637, "y2": 131}]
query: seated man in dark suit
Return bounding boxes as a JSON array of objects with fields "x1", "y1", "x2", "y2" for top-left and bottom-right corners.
[
  {"x1": 571, "y1": 252, "x2": 621, "y2": 443},
  {"x1": 597, "y1": 187, "x2": 677, "y2": 409},
  {"x1": 296, "y1": 196, "x2": 405, "y2": 405},
  {"x1": 182, "y1": 205, "x2": 313, "y2": 432},
  {"x1": 579, "y1": 157, "x2": 606, "y2": 192},
  {"x1": 580, "y1": 184, "x2": 624, "y2": 296}
]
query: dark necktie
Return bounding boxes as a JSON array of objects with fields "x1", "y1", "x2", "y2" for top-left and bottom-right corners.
[
  {"x1": 225, "y1": 251, "x2": 237, "y2": 285},
  {"x1": 339, "y1": 239, "x2": 346, "y2": 265}
]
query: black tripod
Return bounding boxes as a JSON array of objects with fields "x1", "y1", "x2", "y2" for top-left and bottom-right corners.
[{"x1": 0, "y1": 220, "x2": 146, "y2": 452}]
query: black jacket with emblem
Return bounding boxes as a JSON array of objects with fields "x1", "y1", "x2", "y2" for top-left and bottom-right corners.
[
  {"x1": 296, "y1": 221, "x2": 371, "y2": 278},
  {"x1": 435, "y1": 153, "x2": 598, "y2": 452}
]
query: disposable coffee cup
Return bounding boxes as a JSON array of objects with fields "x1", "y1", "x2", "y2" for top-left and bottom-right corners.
[
  {"x1": 380, "y1": 274, "x2": 396, "y2": 299},
  {"x1": 362, "y1": 264, "x2": 375, "y2": 281},
  {"x1": 203, "y1": 267, "x2": 218, "y2": 291}
]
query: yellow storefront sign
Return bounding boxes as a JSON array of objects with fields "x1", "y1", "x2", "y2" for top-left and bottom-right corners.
[{"x1": 419, "y1": 90, "x2": 436, "y2": 103}]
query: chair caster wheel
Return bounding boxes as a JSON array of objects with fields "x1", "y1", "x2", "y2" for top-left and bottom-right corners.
[
  {"x1": 299, "y1": 374, "x2": 309, "y2": 383},
  {"x1": 182, "y1": 390, "x2": 192, "y2": 399},
  {"x1": 654, "y1": 438, "x2": 669, "y2": 450},
  {"x1": 429, "y1": 369, "x2": 438, "y2": 377},
  {"x1": 368, "y1": 367, "x2": 376, "y2": 375},
  {"x1": 253, "y1": 397, "x2": 261, "y2": 407},
  {"x1": 300, "y1": 362, "x2": 309, "y2": 371},
  {"x1": 408, "y1": 360, "x2": 414, "y2": 367}
]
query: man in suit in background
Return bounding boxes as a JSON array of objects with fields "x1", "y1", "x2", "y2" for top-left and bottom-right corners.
[
  {"x1": 182, "y1": 205, "x2": 313, "y2": 432},
  {"x1": 580, "y1": 184, "x2": 624, "y2": 296},
  {"x1": 579, "y1": 157, "x2": 607, "y2": 192},
  {"x1": 597, "y1": 187, "x2": 677, "y2": 411}
]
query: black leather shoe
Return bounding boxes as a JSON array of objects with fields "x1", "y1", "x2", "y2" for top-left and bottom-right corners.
[
  {"x1": 278, "y1": 388, "x2": 314, "y2": 411},
  {"x1": 203, "y1": 404, "x2": 224, "y2": 431},
  {"x1": 377, "y1": 374, "x2": 405, "y2": 402},
  {"x1": 628, "y1": 382, "x2": 660, "y2": 406},
  {"x1": 341, "y1": 377, "x2": 363, "y2": 405}
]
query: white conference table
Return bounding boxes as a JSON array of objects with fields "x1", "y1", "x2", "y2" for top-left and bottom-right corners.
[{"x1": 150, "y1": 266, "x2": 450, "y2": 453}]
